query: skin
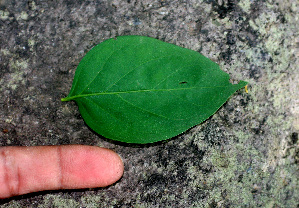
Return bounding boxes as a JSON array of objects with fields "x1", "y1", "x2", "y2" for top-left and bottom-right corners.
[{"x1": 0, "y1": 145, "x2": 124, "y2": 199}]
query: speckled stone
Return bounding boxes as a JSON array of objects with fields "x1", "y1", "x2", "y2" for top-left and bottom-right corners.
[{"x1": 0, "y1": 0, "x2": 298, "y2": 207}]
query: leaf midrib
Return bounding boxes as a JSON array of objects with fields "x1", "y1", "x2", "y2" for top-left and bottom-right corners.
[{"x1": 61, "y1": 87, "x2": 196, "y2": 101}]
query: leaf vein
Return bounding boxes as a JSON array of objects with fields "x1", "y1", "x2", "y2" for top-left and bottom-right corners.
[
  {"x1": 104, "y1": 54, "x2": 175, "y2": 92},
  {"x1": 117, "y1": 94, "x2": 185, "y2": 121},
  {"x1": 83, "y1": 97, "x2": 124, "y2": 123},
  {"x1": 77, "y1": 43, "x2": 131, "y2": 95}
]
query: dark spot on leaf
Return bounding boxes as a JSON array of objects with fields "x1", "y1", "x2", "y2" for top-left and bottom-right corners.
[{"x1": 179, "y1": 81, "x2": 187, "y2": 84}]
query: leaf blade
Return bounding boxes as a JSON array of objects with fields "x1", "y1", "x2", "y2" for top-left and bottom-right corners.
[{"x1": 62, "y1": 36, "x2": 247, "y2": 143}]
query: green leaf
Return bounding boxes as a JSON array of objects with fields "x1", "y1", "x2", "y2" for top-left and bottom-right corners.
[{"x1": 62, "y1": 36, "x2": 247, "y2": 144}]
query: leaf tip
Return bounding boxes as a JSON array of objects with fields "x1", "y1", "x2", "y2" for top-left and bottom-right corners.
[{"x1": 238, "y1": 80, "x2": 248, "y2": 87}]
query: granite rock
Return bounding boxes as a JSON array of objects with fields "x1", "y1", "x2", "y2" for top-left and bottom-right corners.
[{"x1": 0, "y1": 0, "x2": 298, "y2": 207}]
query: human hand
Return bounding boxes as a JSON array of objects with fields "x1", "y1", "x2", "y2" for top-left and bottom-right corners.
[{"x1": 0, "y1": 145, "x2": 124, "y2": 199}]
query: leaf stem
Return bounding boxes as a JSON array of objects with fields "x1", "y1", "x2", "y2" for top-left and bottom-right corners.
[{"x1": 61, "y1": 97, "x2": 71, "y2": 102}]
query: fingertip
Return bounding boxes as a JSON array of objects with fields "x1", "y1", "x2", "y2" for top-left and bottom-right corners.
[
  {"x1": 108, "y1": 148, "x2": 124, "y2": 183},
  {"x1": 95, "y1": 147, "x2": 124, "y2": 186},
  {"x1": 59, "y1": 145, "x2": 124, "y2": 188}
]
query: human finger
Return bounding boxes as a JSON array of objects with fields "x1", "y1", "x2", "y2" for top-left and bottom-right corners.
[{"x1": 0, "y1": 145, "x2": 124, "y2": 199}]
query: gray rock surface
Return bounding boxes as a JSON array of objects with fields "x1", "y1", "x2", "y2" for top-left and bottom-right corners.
[{"x1": 0, "y1": 0, "x2": 298, "y2": 207}]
